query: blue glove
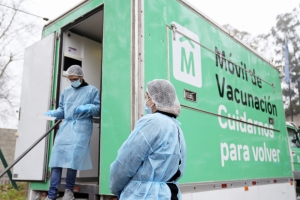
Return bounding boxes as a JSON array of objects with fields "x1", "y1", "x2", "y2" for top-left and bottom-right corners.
[
  {"x1": 76, "y1": 104, "x2": 92, "y2": 114},
  {"x1": 44, "y1": 110, "x2": 55, "y2": 116}
]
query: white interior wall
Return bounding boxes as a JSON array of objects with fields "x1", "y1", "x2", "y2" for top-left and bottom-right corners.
[{"x1": 60, "y1": 31, "x2": 101, "y2": 179}]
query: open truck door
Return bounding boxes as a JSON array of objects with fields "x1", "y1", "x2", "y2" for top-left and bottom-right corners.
[{"x1": 13, "y1": 33, "x2": 56, "y2": 181}]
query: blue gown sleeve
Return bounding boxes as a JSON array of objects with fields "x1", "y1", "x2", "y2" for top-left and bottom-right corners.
[
  {"x1": 89, "y1": 87, "x2": 100, "y2": 117},
  {"x1": 109, "y1": 116, "x2": 155, "y2": 197},
  {"x1": 49, "y1": 91, "x2": 65, "y2": 119}
]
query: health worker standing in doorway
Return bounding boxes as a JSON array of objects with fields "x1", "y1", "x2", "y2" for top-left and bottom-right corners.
[{"x1": 44, "y1": 65, "x2": 100, "y2": 200}]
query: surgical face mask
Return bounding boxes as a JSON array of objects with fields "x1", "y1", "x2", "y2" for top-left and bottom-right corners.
[
  {"x1": 144, "y1": 98, "x2": 153, "y2": 114},
  {"x1": 71, "y1": 79, "x2": 81, "y2": 88}
]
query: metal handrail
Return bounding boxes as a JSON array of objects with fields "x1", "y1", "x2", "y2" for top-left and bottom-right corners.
[{"x1": 0, "y1": 120, "x2": 62, "y2": 178}]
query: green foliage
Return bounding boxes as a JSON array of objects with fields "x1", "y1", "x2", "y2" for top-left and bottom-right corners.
[
  {"x1": 284, "y1": 98, "x2": 300, "y2": 116},
  {"x1": 0, "y1": 182, "x2": 28, "y2": 200},
  {"x1": 282, "y1": 87, "x2": 296, "y2": 97}
]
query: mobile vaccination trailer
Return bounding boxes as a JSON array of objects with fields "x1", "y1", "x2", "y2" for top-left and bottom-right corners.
[
  {"x1": 12, "y1": 0, "x2": 296, "y2": 199},
  {"x1": 286, "y1": 122, "x2": 300, "y2": 196}
]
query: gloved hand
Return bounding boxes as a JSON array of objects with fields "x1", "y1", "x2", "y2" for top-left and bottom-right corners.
[
  {"x1": 44, "y1": 110, "x2": 55, "y2": 117},
  {"x1": 76, "y1": 104, "x2": 93, "y2": 114}
]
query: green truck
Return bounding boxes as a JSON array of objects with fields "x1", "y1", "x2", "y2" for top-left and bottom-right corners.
[
  {"x1": 12, "y1": 0, "x2": 297, "y2": 199},
  {"x1": 287, "y1": 122, "x2": 300, "y2": 196}
]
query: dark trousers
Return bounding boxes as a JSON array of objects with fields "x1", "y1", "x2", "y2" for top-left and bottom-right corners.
[{"x1": 47, "y1": 167, "x2": 77, "y2": 199}]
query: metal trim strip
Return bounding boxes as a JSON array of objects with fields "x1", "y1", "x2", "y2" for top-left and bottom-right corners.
[
  {"x1": 179, "y1": 177, "x2": 293, "y2": 193},
  {"x1": 181, "y1": 104, "x2": 280, "y2": 132}
]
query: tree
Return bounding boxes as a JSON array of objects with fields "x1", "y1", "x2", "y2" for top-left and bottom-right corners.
[
  {"x1": 223, "y1": 4, "x2": 300, "y2": 117},
  {"x1": 266, "y1": 5, "x2": 300, "y2": 116},
  {"x1": 0, "y1": 0, "x2": 41, "y2": 128}
]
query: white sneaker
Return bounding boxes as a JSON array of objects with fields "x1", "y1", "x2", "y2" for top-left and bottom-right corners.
[
  {"x1": 45, "y1": 197, "x2": 54, "y2": 200},
  {"x1": 62, "y1": 189, "x2": 75, "y2": 200}
]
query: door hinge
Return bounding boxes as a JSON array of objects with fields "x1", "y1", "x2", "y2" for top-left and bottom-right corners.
[
  {"x1": 17, "y1": 107, "x2": 21, "y2": 120},
  {"x1": 46, "y1": 171, "x2": 51, "y2": 179},
  {"x1": 171, "y1": 24, "x2": 177, "y2": 41},
  {"x1": 56, "y1": 33, "x2": 60, "y2": 40},
  {"x1": 51, "y1": 99, "x2": 56, "y2": 107}
]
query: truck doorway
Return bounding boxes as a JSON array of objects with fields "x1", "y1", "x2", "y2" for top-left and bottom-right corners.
[{"x1": 57, "y1": 7, "x2": 103, "y2": 185}]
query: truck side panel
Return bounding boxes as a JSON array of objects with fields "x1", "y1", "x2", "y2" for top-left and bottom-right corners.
[{"x1": 144, "y1": 0, "x2": 292, "y2": 185}]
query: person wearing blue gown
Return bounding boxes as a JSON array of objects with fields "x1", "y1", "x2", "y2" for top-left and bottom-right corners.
[
  {"x1": 44, "y1": 65, "x2": 100, "y2": 200},
  {"x1": 110, "y1": 79, "x2": 187, "y2": 200}
]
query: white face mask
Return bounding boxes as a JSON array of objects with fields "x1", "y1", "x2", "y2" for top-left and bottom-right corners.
[
  {"x1": 144, "y1": 98, "x2": 154, "y2": 114},
  {"x1": 71, "y1": 79, "x2": 81, "y2": 88}
]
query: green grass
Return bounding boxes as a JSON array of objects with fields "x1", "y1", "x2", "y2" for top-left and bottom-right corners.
[{"x1": 0, "y1": 182, "x2": 28, "y2": 200}]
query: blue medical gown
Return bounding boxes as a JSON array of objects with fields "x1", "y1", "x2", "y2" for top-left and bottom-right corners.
[
  {"x1": 110, "y1": 113, "x2": 187, "y2": 199},
  {"x1": 49, "y1": 85, "x2": 100, "y2": 170}
]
